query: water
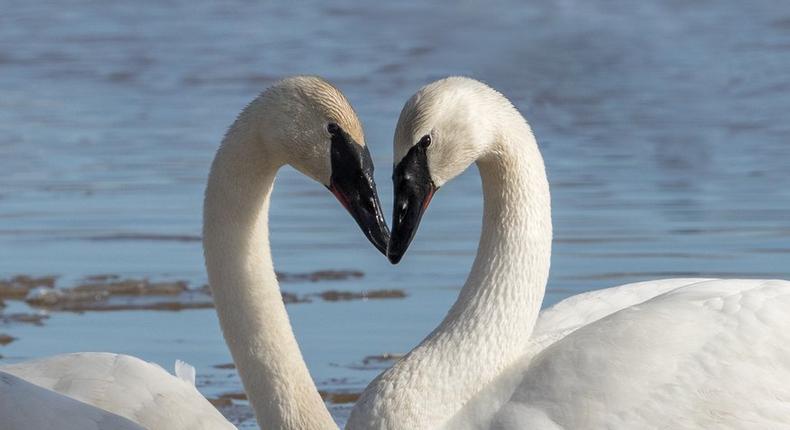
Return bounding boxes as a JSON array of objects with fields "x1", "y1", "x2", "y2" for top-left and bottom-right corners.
[{"x1": 2, "y1": 0, "x2": 790, "y2": 426}]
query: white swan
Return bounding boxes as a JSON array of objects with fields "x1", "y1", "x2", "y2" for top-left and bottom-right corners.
[
  {"x1": 1, "y1": 353, "x2": 229, "y2": 429},
  {"x1": 0, "y1": 76, "x2": 390, "y2": 430},
  {"x1": 347, "y1": 77, "x2": 790, "y2": 430},
  {"x1": 0, "y1": 367, "x2": 143, "y2": 430}
]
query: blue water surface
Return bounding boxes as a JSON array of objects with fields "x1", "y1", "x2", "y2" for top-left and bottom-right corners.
[{"x1": 2, "y1": 1, "x2": 789, "y2": 426}]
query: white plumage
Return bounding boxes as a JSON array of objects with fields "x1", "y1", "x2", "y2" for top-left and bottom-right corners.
[
  {"x1": 348, "y1": 77, "x2": 790, "y2": 430},
  {"x1": 174, "y1": 359, "x2": 197, "y2": 386},
  {"x1": 0, "y1": 76, "x2": 376, "y2": 430},
  {"x1": 0, "y1": 369, "x2": 144, "y2": 430},
  {"x1": 0, "y1": 353, "x2": 232, "y2": 430},
  {"x1": 453, "y1": 279, "x2": 790, "y2": 430}
]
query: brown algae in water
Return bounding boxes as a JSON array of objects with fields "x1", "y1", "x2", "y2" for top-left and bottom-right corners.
[
  {"x1": 0, "y1": 333, "x2": 16, "y2": 345},
  {"x1": 5, "y1": 271, "x2": 401, "y2": 313},
  {"x1": 211, "y1": 389, "x2": 362, "y2": 405},
  {"x1": 317, "y1": 289, "x2": 406, "y2": 301},
  {"x1": 213, "y1": 363, "x2": 236, "y2": 369},
  {"x1": 24, "y1": 277, "x2": 202, "y2": 312},
  {"x1": 276, "y1": 269, "x2": 364, "y2": 283},
  {"x1": 0, "y1": 313, "x2": 49, "y2": 326},
  {"x1": 0, "y1": 275, "x2": 57, "y2": 299}
]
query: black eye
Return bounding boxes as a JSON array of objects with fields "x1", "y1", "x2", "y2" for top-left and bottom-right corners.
[
  {"x1": 327, "y1": 122, "x2": 340, "y2": 135},
  {"x1": 419, "y1": 135, "x2": 431, "y2": 148}
]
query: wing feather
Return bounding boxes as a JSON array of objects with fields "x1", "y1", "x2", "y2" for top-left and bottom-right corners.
[
  {"x1": 0, "y1": 371, "x2": 145, "y2": 430},
  {"x1": 1, "y1": 353, "x2": 236, "y2": 430}
]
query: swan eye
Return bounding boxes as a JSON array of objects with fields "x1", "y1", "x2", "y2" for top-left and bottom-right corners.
[
  {"x1": 418, "y1": 135, "x2": 431, "y2": 148},
  {"x1": 327, "y1": 122, "x2": 340, "y2": 135}
]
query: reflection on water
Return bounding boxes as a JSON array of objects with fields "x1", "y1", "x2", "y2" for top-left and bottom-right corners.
[{"x1": 1, "y1": 0, "x2": 789, "y2": 427}]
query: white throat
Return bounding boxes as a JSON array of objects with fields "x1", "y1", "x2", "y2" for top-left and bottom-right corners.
[
  {"x1": 203, "y1": 115, "x2": 337, "y2": 430},
  {"x1": 349, "y1": 109, "x2": 552, "y2": 430}
]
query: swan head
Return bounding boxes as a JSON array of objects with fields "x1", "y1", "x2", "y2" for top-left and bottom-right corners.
[
  {"x1": 254, "y1": 76, "x2": 390, "y2": 254},
  {"x1": 388, "y1": 77, "x2": 503, "y2": 263}
]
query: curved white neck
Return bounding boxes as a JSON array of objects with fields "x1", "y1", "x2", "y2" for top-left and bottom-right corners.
[
  {"x1": 203, "y1": 120, "x2": 337, "y2": 430},
  {"x1": 349, "y1": 114, "x2": 552, "y2": 430}
]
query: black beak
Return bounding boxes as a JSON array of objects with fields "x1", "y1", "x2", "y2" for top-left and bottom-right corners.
[
  {"x1": 387, "y1": 143, "x2": 435, "y2": 264},
  {"x1": 327, "y1": 126, "x2": 390, "y2": 255}
]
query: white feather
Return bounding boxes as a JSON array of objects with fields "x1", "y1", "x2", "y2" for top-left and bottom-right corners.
[
  {"x1": 348, "y1": 77, "x2": 790, "y2": 430},
  {"x1": 174, "y1": 360, "x2": 196, "y2": 386},
  {"x1": 0, "y1": 353, "x2": 236, "y2": 430},
  {"x1": 0, "y1": 370, "x2": 144, "y2": 430},
  {"x1": 0, "y1": 76, "x2": 364, "y2": 430}
]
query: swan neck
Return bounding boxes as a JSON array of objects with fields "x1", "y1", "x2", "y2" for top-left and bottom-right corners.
[
  {"x1": 448, "y1": 121, "x2": 553, "y2": 376},
  {"x1": 203, "y1": 126, "x2": 337, "y2": 430},
  {"x1": 350, "y1": 116, "x2": 551, "y2": 430},
  {"x1": 466, "y1": 128, "x2": 552, "y2": 318}
]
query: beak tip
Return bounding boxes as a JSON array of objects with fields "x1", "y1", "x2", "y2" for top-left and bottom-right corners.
[
  {"x1": 386, "y1": 250, "x2": 403, "y2": 265},
  {"x1": 329, "y1": 182, "x2": 391, "y2": 257}
]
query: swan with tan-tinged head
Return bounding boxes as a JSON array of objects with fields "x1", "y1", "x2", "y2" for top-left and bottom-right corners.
[
  {"x1": 347, "y1": 77, "x2": 790, "y2": 430},
  {"x1": 0, "y1": 76, "x2": 389, "y2": 430}
]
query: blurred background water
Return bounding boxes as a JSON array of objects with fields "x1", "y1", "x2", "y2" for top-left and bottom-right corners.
[{"x1": 1, "y1": 0, "x2": 789, "y2": 427}]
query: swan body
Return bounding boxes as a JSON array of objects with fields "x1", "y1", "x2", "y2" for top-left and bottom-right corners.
[
  {"x1": 0, "y1": 369, "x2": 144, "y2": 430},
  {"x1": 1, "y1": 76, "x2": 388, "y2": 430},
  {"x1": 453, "y1": 278, "x2": 790, "y2": 430},
  {"x1": 348, "y1": 77, "x2": 790, "y2": 430},
  {"x1": 0, "y1": 353, "x2": 232, "y2": 430}
]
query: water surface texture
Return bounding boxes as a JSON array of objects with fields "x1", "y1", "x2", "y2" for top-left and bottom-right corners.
[{"x1": 2, "y1": 1, "x2": 790, "y2": 427}]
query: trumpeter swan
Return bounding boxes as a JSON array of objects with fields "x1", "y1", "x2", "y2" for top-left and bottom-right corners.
[
  {"x1": 1, "y1": 76, "x2": 389, "y2": 430},
  {"x1": 347, "y1": 77, "x2": 790, "y2": 430},
  {"x1": 1, "y1": 353, "x2": 229, "y2": 429},
  {"x1": 1, "y1": 366, "x2": 144, "y2": 430}
]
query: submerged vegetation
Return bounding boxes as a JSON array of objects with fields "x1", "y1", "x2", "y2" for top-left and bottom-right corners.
[
  {"x1": 0, "y1": 270, "x2": 405, "y2": 356},
  {"x1": 0, "y1": 269, "x2": 404, "y2": 314}
]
